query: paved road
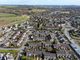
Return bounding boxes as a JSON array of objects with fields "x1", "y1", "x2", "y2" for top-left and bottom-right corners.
[
  {"x1": 64, "y1": 21, "x2": 78, "y2": 44},
  {"x1": 64, "y1": 21, "x2": 80, "y2": 59}
]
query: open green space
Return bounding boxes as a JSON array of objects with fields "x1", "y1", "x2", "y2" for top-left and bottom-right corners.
[
  {"x1": 0, "y1": 50, "x2": 19, "y2": 59},
  {"x1": 0, "y1": 6, "x2": 17, "y2": 8},
  {"x1": 22, "y1": 56, "x2": 26, "y2": 60},
  {"x1": 22, "y1": 56, "x2": 37, "y2": 60},
  {"x1": 0, "y1": 13, "x2": 17, "y2": 17},
  {"x1": 0, "y1": 14, "x2": 30, "y2": 27},
  {"x1": 0, "y1": 50, "x2": 18, "y2": 53}
]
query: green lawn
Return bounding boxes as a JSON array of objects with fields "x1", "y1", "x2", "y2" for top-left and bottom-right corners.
[
  {"x1": 22, "y1": 56, "x2": 38, "y2": 60},
  {"x1": 0, "y1": 50, "x2": 18, "y2": 52},
  {"x1": 22, "y1": 56, "x2": 34, "y2": 60},
  {"x1": 0, "y1": 50, "x2": 19, "y2": 59},
  {"x1": 22, "y1": 56, "x2": 26, "y2": 60}
]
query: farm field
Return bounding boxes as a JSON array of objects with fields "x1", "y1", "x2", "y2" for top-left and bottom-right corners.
[
  {"x1": 0, "y1": 13, "x2": 30, "y2": 27},
  {"x1": 0, "y1": 13, "x2": 17, "y2": 17}
]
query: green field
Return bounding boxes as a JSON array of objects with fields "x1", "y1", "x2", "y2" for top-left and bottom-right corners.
[
  {"x1": 0, "y1": 50, "x2": 19, "y2": 59},
  {"x1": 0, "y1": 50, "x2": 18, "y2": 53},
  {"x1": 22, "y1": 56, "x2": 38, "y2": 60},
  {"x1": 0, "y1": 13, "x2": 30, "y2": 27},
  {"x1": 22, "y1": 56, "x2": 26, "y2": 60},
  {"x1": 0, "y1": 13, "x2": 17, "y2": 17},
  {"x1": 0, "y1": 6, "x2": 17, "y2": 8}
]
